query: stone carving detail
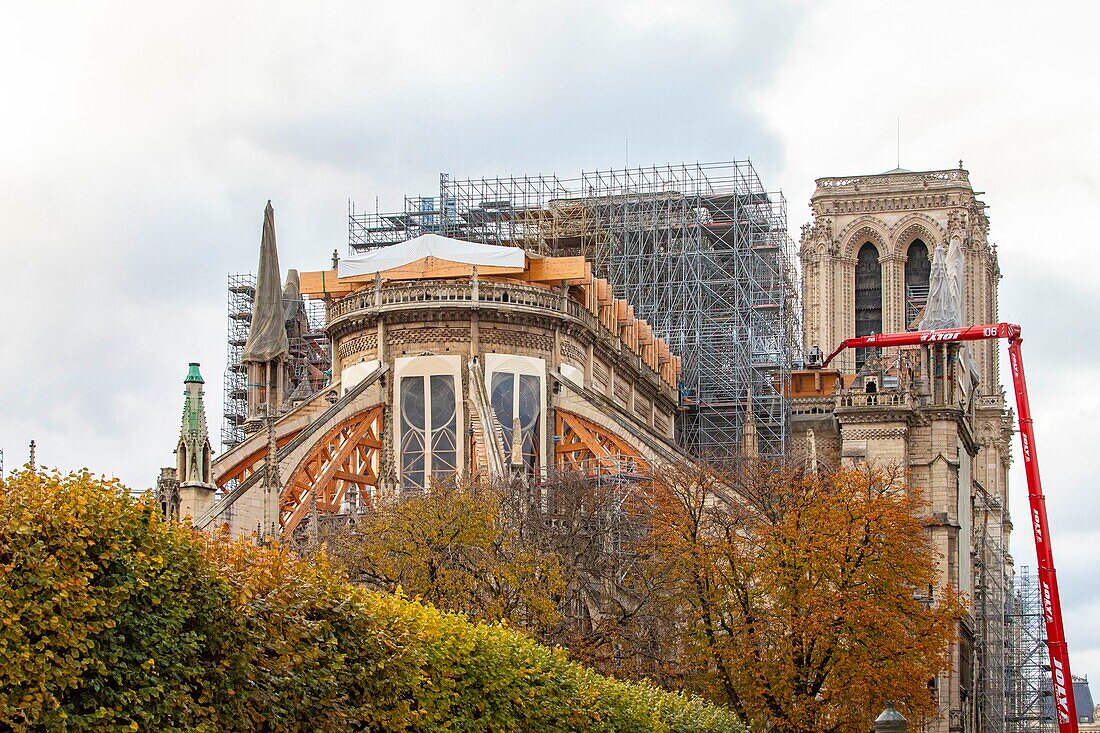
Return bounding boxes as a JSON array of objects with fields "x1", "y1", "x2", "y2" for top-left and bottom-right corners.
[
  {"x1": 841, "y1": 426, "x2": 909, "y2": 441},
  {"x1": 560, "y1": 340, "x2": 585, "y2": 366},
  {"x1": 800, "y1": 216, "x2": 837, "y2": 260},
  {"x1": 338, "y1": 334, "x2": 378, "y2": 359},
  {"x1": 593, "y1": 361, "x2": 610, "y2": 386},
  {"x1": 481, "y1": 328, "x2": 554, "y2": 353},
  {"x1": 817, "y1": 169, "x2": 968, "y2": 189},
  {"x1": 613, "y1": 378, "x2": 631, "y2": 405},
  {"x1": 388, "y1": 326, "x2": 471, "y2": 347},
  {"x1": 839, "y1": 220, "x2": 888, "y2": 259}
]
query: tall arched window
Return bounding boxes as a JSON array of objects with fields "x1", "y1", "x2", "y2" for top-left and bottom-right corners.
[
  {"x1": 399, "y1": 374, "x2": 458, "y2": 490},
  {"x1": 394, "y1": 355, "x2": 464, "y2": 492},
  {"x1": 855, "y1": 242, "x2": 882, "y2": 371},
  {"x1": 904, "y1": 239, "x2": 930, "y2": 330},
  {"x1": 485, "y1": 353, "x2": 546, "y2": 478}
]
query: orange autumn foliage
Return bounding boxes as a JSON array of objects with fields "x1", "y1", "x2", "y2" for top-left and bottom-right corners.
[{"x1": 645, "y1": 462, "x2": 963, "y2": 733}]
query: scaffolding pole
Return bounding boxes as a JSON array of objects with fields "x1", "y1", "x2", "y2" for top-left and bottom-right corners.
[
  {"x1": 974, "y1": 481, "x2": 1010, "y2": 733},
  {"x1": 222, "y1": 273, "x2": 255, "y2": 450},
  {"x1": 349, "y1": 161, "x2": 801, "y2": 460},
  {"x1": 1009, "y1": 566, "x2": 1058, "y2": 733}
]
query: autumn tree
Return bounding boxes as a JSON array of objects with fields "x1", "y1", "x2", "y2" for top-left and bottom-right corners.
[
  {"x1": 646, "y1": 461, "x2": 963, "y2": 733},
  {"x1": 309, "y1": 480, "x2": 566, "y2": 635},
  {"x1": 306, "y1": 473, "x2": 684, "y2": 681},
  {"x1": 0, "y1": 467, "x2": 745, "y2": 732},
  {"x1": 0, "y1": 468, "x2": 245, "y2": 732},
  {"x1": 536, "y1": 469, "x2": 683, "y2": 682}
]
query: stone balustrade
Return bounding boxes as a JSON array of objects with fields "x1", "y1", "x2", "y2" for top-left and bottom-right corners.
[{"x1": 836, "y1": 390, "x2": 912, "y2": 410}]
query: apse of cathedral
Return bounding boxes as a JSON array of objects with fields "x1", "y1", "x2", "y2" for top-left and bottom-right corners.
[{"x1": 170, "y1": 200, "x2": 684, "y2": 542}]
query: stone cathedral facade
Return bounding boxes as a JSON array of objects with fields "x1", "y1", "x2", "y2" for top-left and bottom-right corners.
[{"x1": 793, "y1": 167, "x2": 1015, "y2": 733}]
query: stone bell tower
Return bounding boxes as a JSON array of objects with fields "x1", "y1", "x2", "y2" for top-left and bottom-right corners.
[
  {"x1": 793, "y1": 166, "x2": 1016, "y2": 733},
  {"x1": 799, "y1": 166, "x2": 1011, "y2": 505}
]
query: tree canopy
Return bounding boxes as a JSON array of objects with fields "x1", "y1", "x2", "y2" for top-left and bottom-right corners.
[
  {"x1": 0, "y1": 467, "x2": 743, "y2": 733},
  {"x1": 645, "y1": 463, "x2": 963, "y2": 733}
]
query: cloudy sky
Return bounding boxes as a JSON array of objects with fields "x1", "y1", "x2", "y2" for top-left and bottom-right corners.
[{"x1": 3, "y1": 0, "x2": 1098, "y2": 682}]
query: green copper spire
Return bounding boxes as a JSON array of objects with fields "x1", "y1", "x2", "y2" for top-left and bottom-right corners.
[
  {"x1": 184, "y1": 362, "x2": 205, "y2": 384},
  {"x1": 178, "y1": 362, "x2": 213, "y2": 486}
]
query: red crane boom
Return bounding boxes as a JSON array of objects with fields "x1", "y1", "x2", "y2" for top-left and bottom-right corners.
[{"x1": 817, "y1": 322, "x2": 1078, "y2": 733}]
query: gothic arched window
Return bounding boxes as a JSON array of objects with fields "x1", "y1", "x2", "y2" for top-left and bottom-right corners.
[
  {"x1": 855, "y1": 242, "x2": 882, "y2": 370},
  {"x1": 490, "y1": 372, "x2": 541, "y2": 475},
  {"x1": 399, "y1": 374, "x2": 458, "y2": 491},
  {"x1": 485, "y1": 353, "x2": 546, "y2": 478},
  {"x1": 904, "y1": 239, "x2": 931, "y2": 330}
]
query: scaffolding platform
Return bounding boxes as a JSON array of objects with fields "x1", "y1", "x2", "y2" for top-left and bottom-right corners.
[{"x1": 349, "y1": 161, "x2": 801, "y2": 460}]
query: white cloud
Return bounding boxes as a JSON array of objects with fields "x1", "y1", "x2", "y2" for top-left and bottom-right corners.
[{"x1": 0, "y1": 1, "x2": 799, "y2": 483}]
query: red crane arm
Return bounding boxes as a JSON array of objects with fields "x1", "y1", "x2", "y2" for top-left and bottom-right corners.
[
  {"x1": 819, "y1": 323, "x2": 1019, "y2": 368},
  {"x1": 817, "y1": 322, "x2": 1078, "y2": 733}
]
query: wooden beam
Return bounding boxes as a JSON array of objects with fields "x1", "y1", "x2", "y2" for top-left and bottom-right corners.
[
  {"x1": 615, "y1": 300, "x2": 630, "y2": 326},
  {"x1": 300, "y1": 270, "x2": 355, "y2": 299},
  {"x1": 595, "y1": 278, "x2": 613, "y2": 304},
  {"x1": 377, "y1": 257, "x2": 524, "y2": 282},
  {"x1": 526, "y1": 256, "x2": 586, "y2": 282}
]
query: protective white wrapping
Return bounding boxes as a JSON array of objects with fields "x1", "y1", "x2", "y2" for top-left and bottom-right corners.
[
  {"x1": 242, "y1": 201, "x2": 290, "y2": 363},
  {"x1": 338, "y1": 233, "x2": 525, "y2": 277},
  {"x1": 919, "y1": 244, "x2": 962, "y2": 331},
  {"x1": 921, "y1": 237, "x2": 980, "y2": 401},
  {"x1": 946, "y1": 233, "x2": 965, "y2": 323}
]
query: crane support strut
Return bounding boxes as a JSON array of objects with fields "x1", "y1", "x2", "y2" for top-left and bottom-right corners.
[{"x1": 817, "y1": 322, "x2": 1078, "y2": 733}]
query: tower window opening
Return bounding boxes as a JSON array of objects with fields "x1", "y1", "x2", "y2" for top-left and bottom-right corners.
[
  {"x1": 905, "y1": 239, "x2": 931, "y2": 330},
  {"x1": 855, "y1": 242, "x2": 882, "y2": 371}
]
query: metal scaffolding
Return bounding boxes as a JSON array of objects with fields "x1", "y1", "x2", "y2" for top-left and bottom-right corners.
[
  {"x1": 1009, "y1": 566, "x2": 1057, "y2": 733},
  {"x1": 349, "y1": 161, "x2": 800, "y2": 459},
  {"x1": 974, "y1": 481, "x2": 1011, "y2": 733},
  {"x1": 222, "y1": 273, "x2": 332, "y2": 451},
  {"x1": 222, "y1": 273, "x2": 255, "y2": 450}
]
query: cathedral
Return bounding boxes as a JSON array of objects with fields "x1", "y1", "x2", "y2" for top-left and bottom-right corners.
[
  {"x1": 157, "y1": 163, "x2": 1015, "y2": 733},
  {"x1": 159, "y1": 200, "x2": 685, "y2": 541}
]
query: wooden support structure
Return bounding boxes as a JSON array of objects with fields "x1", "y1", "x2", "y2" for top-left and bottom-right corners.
[
  {"x1": 214, "y1": 431, "x2": 300, "y2": 489},
  {"x1": 280, "y1": 405, "x2": 384, "y2": 536},
  {"x1": 298, "y1": 251, "x2": 682, "y2": 391},
  {"x1": 555, "y1": 410, "x2": 648, "y2": 476}
]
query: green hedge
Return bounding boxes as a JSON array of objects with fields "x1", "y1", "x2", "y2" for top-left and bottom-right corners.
[{"x1": 0, "y1": 469, "x2": 743, "y2": 732}]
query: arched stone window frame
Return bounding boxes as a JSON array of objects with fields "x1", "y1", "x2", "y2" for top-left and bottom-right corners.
[
  {"x1": 891, "y1": 216, "x2": 945, "y2": 330},
  {"x1": 899, "y1": 230, "x2": 934, "y2": 330},
  {"x1": 484, "y1": 353, "x2": 547, "y2": 478},
  {"x1": 393, "y1": 354, "x2": 465, "y2": 491},
  {"x1": 839, "y1": 221, "x2": 888, "y2": 372},
  {"x1": 854, "y1": 240, "x2": 883, "y2": 371}
]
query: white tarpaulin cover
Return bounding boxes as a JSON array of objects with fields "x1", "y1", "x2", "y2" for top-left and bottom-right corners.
[
  {"x1": 338, "y1": 233, "x2": 526, "y2": 278},
  {"x1": 920, "y1": 244, "x2": 962, "y2": 331}
]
